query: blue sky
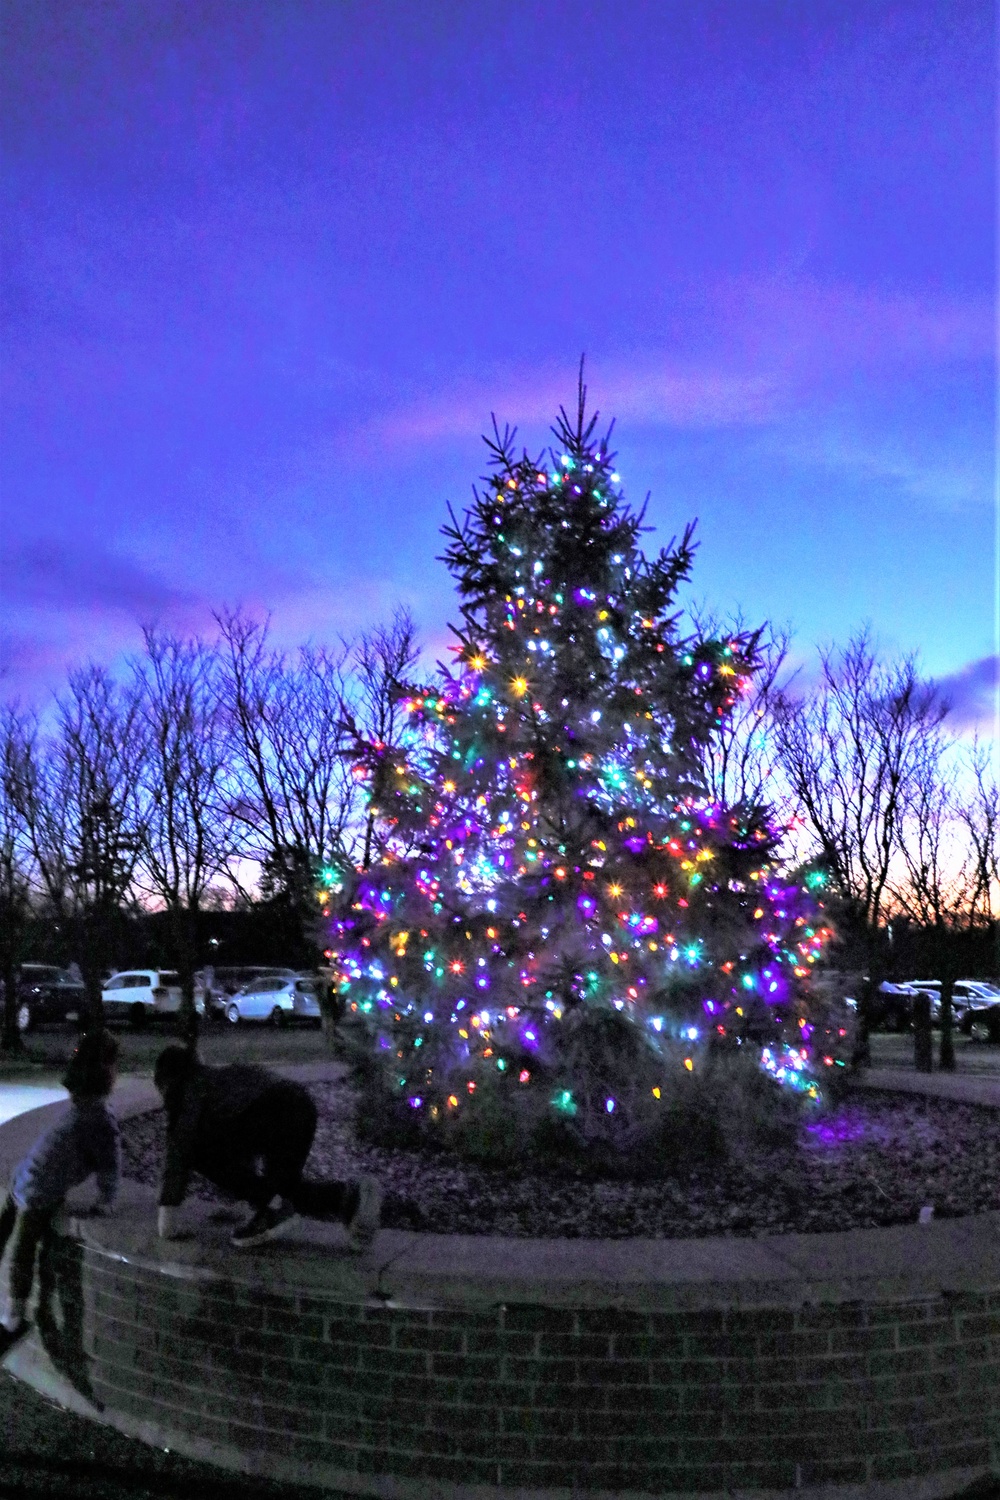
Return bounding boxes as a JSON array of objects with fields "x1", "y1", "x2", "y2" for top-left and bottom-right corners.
[{"x1": 1, "y1": 0, "x2": 995, "y2": 728}]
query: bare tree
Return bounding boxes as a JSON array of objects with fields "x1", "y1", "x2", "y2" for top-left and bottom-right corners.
[
  {"x1": 342, "y1": 607, "x2": 421, "y2": 869},
  {"x1": 133, "y1": 628, "x2": 235, "y2": 1042},
  {"x1": 215, "y1": 609, "x2": 357, "y2": 956},
  {"x1": 960, "y1": 739, "x2": 1000, "y2": 935},
  {"x1": 0, "y1": 707, "x2": 37, "y2": 1052},
  {"x1": 18, "y1": 667, "x2": 146, "y2": 1026},
  {"x1": 690, "y1": 612, "x2": 794, "y2": 816},
  {"x1": 773, "y1": 628, "x2": 948, "y2": 1055},
  {"x1": 889, "y1": 723, "x2": 967, "y2": 1067}
]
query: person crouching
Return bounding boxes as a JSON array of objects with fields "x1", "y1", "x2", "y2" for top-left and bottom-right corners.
[
  {"x1": 0, "y1": 1030, "x2": 121, "y2": 1358},
  {"x1": 152, "y1": 1045, "x2": 382, "y2": 1250}
]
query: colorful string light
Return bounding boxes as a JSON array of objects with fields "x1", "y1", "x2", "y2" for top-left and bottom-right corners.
[{"x1": 326, "y1": 404, "x2": 840, "y2": 1144}]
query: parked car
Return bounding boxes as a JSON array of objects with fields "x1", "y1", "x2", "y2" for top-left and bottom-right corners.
[
  {"x1": 200, "y1": 966, "x2": 300, "y2": 1021},
  {"x1": 904, "y1": 979, "x2": 1000, "y2": 1028},
  {"x1": 12, "y1": 964, "x2": 85, "y2": 1033},
  {"x1": 101, "y1": 970, "x2": 204, "y2": 1027},
  {"x1": 222, "y1": 975, "x2": 322, "y2": 1027},
  {"x1": 957, "y1": 982, "x2": 1000, "y2": 1043},
  {"x1": 868, "y1": 982, "x2": 923, "y2": 1031},
  {"x1": 904, "y1": 981, "x2": 943, "y2": 1024}
]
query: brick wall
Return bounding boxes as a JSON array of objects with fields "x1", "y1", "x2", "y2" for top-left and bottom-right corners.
[{"x1": 38, "y1": 1230, "x2": 1000, "y2": 1496}]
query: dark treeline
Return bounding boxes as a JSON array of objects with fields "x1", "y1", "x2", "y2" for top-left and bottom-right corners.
[{"x1": 1, "y1": 610, "x2": 997, "y2": 1054}]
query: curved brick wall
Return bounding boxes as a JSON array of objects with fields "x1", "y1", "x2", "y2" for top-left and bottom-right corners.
[
  {"x1": 20, "y1": 1200, "x2": 1000, "y2": 1499},
  {"x1": 4, "y1": 1077, "x2": 999, "y2": 1499}
]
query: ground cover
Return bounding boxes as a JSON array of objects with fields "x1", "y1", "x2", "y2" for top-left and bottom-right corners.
[{"x1": 120, "y1": 1076, "x2": 1000, "y2": 1239}]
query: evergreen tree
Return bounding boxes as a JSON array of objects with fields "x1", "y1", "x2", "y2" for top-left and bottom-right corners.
[{"x1": 328, "y1": 381, "x2": 842, "y2": 1166}]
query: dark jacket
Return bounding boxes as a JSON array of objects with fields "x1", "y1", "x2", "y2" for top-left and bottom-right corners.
[{"x1": 159, "y1": 1061, "x2": 288, "y2": 1208}]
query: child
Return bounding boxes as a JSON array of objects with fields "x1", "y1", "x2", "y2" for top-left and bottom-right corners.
[
  {"x1": 0, "y1": 1030, "x2": 121, "y2": 1359},
  {"x1": 152, "y1": 1044, "x2": 381, "y2": 1249}
]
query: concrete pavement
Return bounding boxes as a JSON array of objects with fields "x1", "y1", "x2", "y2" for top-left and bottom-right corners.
[{"x1": 0, "y1": 1083, "x2": 67, "y2": 1127}]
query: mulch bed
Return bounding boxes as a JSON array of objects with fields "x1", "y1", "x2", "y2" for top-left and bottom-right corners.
[{"x1": 119, "y1": 1082, "x2": 1000, "y2": 1239}]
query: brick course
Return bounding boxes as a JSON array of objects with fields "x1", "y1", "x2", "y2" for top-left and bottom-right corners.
[{"x1": 30, "y1": 1229, "x2": 1000, "y2": 1496}]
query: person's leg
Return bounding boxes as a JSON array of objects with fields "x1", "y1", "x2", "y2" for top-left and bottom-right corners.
[
  {"x1": 223, "y1": 1083, "x2": 316, "y2": 1246},
  {"x1": 240, "y1": 1083, "x2": 317, "y2": 1208},
  {"x1": 195, "y1": 1146, "x2": 271, "y2": 1211},
  {"x1": 0, "y1": 1191, "x2": 17, "y2": 1262},
  {"x1": 246, "y1": 1082, "x2": 381, "y2": 1240},
  {"x1": 249, "y1": 1085, "x2": 373, "y2": 1227},
  {"x1": 291, "y1": 1178, "x2": 353, "y2": 1219},
  {"x1": 3, "y1": 1206, "x2": 53, "y2": 1332}
]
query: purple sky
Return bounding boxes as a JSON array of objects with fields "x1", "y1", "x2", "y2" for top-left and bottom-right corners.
[{"x1": 1, "y1": 1, "x2": 995, "y2": 729}]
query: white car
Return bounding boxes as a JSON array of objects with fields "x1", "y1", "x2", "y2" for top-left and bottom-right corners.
[
  {"x1": 907, "y1": 979, "x2": 998, "y2": 1027},
  {"x1": 224, "y1": 976, "x2": 322, "y2": 1027},
  {"x1": 102, "y1": 970, "x2": 204, "y2": 1026}
]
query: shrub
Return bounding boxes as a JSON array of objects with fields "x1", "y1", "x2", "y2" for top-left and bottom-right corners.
[{"x1": 348, "y1": 1000, "x2": 817, "y2": 1178}]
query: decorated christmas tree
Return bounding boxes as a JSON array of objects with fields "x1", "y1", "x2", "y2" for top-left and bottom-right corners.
[{"x1": 326, "y1": 380, "x2": 844, "y2": 1168}]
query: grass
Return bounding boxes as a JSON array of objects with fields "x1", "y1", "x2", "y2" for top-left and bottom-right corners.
[
  {"x1": 868, "y1": 1031, "x2": 1000, "y2": 1075},
  {"x1": 5, "y1": 1022, "x2": 1000, "y2": 1089},
  {"x1": 0, "y1": 1021, "x2": 332, "y2": 1086}
]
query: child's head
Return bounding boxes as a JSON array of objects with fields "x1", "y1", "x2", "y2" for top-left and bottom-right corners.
[
  {"x1": 63, "y1": 1030, "x2": 119, "y2": 1099},
  {"x1": 153, "y1": 1043, "x2": 194, "y2": 1099}
]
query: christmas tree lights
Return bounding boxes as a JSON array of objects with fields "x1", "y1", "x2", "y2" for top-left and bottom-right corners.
[{"x1": 327, "y1": 381, "x2": 842, "y2": 1162}]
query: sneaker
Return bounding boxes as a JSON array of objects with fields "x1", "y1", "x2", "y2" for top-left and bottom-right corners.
[
  {"x1": 345, "y1": 1177, "x2": 382, "y2": 1252},
  {"x1": 0, "y1": 1320, "x2": 30, "y2": 1360},
  {"x1": 231, "y1": 1203, "x2": 300, "y2": 1247}
]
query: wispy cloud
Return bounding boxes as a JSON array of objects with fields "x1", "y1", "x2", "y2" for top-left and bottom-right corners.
[
  {"x1": 769, "y1": 430, "x2": 990, "y2": 511},
  {"x1": 3, "y1": 539, "x2": 206, "y2": 620},
  {"x1": 714, "y1": 275, "x2": 992, "y2": 373},
  {"x1": 934, "y1": 654, "x2": 1000, "y2": 734},
  {"x1": 372, "y1": 361, "x2": 782, "y2": 450},
  {"x1": 363, "y1": 274, "x2": 988, "y2": 458}
]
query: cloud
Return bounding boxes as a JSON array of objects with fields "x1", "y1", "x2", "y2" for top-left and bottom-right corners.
[
  {"x1": 360, "y1": 275, "x2": 988, "y2": 459},
  {"x1": 933, "y1": 655, "x2": 999, "y2": 734},
  {"x1": 2, "y1": 539, "x2": 207, "y2": 620},
  {"x1": 770, "y1": 430, "x2": 990, "y2": 511},
  {"x1": 370, "y1": 361, "x2": 782, "y2": 451},
  {"x1": 715, "y1": 276, "x2": 992, "y2": 374}
]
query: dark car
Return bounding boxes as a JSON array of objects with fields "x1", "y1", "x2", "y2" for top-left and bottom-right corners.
[
  {"x1": 957, "y1": 982, "x2": 1000, "y2": 1043},
  {"x1": 13, "y1": 964, "x2": 86, "y2": 1032},
  {"x1": 867, "y1": 982, "x2": 923, "y2": 1032}
]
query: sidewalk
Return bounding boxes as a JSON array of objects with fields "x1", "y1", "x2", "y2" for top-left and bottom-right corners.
[
  {"x1": 0, "y1": 1083, "x2": 67, "y2": 1127},
  {"x1": 861, "y1": 1067, "x2": 1000, "y2": 1108},
  {"x1": 0, "y1": 1076, "x2": 159, "y2": 1181}
]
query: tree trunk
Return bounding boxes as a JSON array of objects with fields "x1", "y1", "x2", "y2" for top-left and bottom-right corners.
[
  {"x1": 172, "y1": 906, "x2": 200, "y2": 1054},
  {"x1": 913, "y1": 992, "x2": 933, "y2": 1073},
  {"x1": 938, "y1": 976, "x2": 955, "y2": 1072},
  {"x1": 852, "y1": 928, "x2": 883, "y2": 1071},
  {"x1": 851, "y1": 978, "x2": 873, "y2": 1069},
  {"x1": 0, "y1": 960, "x2": 25, "y2": 1054},
  {"x1": 80, "y1": 905, "x2": 112, "y2": 1031},
  {"x1": 320, "y1": 977, "x2": 345, "y2": 1056}
]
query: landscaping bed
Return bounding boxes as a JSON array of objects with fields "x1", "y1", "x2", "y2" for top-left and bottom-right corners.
[{"x1": 118, "y1": 1080, "x2": 1000, "y2": 1239}]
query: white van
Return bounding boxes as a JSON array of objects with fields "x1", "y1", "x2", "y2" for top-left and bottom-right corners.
[{"x1": 102, "y1": 970, "x2": 204, "y2": 1026}]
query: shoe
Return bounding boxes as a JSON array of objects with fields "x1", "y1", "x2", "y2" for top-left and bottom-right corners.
[
  {"x1": 231, "y1": 1203, "x2": 300, "y2": 1247},
  {"x1": 0, "y1": 1320, "x2": 30, "y2": 1360},
  {"x1": 345, "y1": 1177, "x2": 382, "y2": 1252}
]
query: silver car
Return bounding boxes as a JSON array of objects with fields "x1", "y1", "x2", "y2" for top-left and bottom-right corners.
[{"x1": 223, "y1": 975, "x2": 322, "y2": 1027}]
